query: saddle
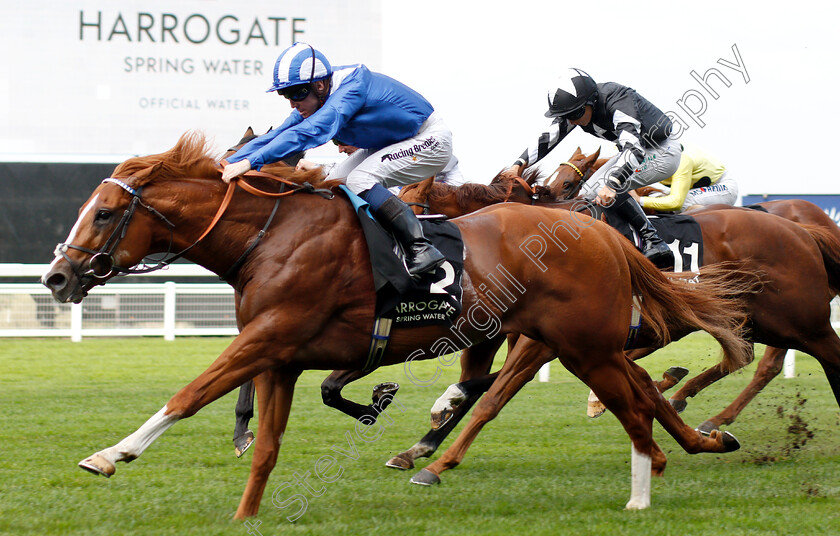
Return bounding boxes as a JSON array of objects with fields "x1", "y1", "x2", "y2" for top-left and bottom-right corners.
[
  {"x1": 585, "y1": 203, "x2": 703, "y2": 272},
  {"x1": 340, "y1": 186, "x2": 464, "y2": 326}
]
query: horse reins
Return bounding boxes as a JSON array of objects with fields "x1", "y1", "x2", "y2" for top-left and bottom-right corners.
[{"x1": 503, "y1": 176, "x2": 540, "y2": 204}]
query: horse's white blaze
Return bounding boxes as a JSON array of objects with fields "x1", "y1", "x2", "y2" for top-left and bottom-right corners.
[
  {"x1": 431, "y1": 383, "x2": 467, "y2": 417},
  {"x1": 42, "y1": 195, "x2": 101, "y2": 284},
  {"x1": 65, "y1": 193, "x2": 99, "y2": 245},
  {"x1": 626, "y1": 444, "x2": 652, "y2": 510},
  {"x1": 93, "y1": 405, "x2": 179, "y2": 466}
]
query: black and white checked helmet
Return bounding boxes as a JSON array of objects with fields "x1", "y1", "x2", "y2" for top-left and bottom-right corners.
[{"x1": 545, "y1": 68, "x2": 598, "y2": 118}]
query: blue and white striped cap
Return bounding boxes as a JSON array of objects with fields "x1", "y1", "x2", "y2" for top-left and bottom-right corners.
[{"x1": 267, "y1": 42, "x2": 332, "y2": 93}]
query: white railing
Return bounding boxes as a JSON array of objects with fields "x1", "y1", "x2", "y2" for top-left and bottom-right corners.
[
  {"x1": 0, "y1": 264, "x2": 237, "y2": 341},
  {"x1": 4, "y1": 264, "x2": 840, "y2": 345}
]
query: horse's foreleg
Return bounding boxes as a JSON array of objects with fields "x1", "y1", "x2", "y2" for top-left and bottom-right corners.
[
  {"x1": 669, "y1": 344, "x2": 754, "y2": 412},
  {"x1": 79, "y1": 323, "x2": 278, "y2": 479},
  {"x1": 385, "y1": 373, "x2": 497, "y2": 470},
  {"x1": 410, "y1": 337, "x2": 552, "y2": 484},
  {"x1": 430, "y1": 373, "x2": 499, "y2": 428},
  {"x1": 385, "y1": 335, "x2": 504, "y2": 470},
  {"x1": 235, "y1": 369, "x2": 299, "y2": 520},
  {"x1": 78, "y1": 405, "x2": 180, "y2": 477},
  {"x1": 696, "y1": 346, "x2": 786, "y2": 433},
  {"x1": 320, "y1": 369, "x2": 399, "y2": 421},
  {"x1": 234, "y1": 380, "x2": 256, "y2": 457}
]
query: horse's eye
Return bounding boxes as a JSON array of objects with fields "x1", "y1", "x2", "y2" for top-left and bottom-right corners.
[{"x1": 95, "y1": 209, "x2": 112, "y2": 223}]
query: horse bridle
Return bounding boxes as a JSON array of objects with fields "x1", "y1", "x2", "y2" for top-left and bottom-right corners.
[
  {"x1": 55, "y1": 178, "x2": 178, "y2": 285},
  {"x1": 404, "y1": 201, "x2": 430, "y2": 215},
  {"x1": 557, "y1": 160, "x2": 593, "y2": 200},
  {"x1": 56, "y1": 170, "x2": 334, "y2": 289}
]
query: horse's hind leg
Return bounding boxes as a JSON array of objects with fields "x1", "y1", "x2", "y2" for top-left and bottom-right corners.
[
  {"x1": 234, "y1": 380, "x2": 256, "y2": 457},
  {"x1": 796, "y1": 330, "x2": 840, "y2": 409},
  {"x1": 320, "y1": 369, "x2": 400, "y2": 422},
  {"x1": 624, "y1": 359, "x2": 741, "y2": 455},
  {"x1": 587, "y1": 362, "x2": 689, "y2": 418},
  {"x1": 696, "y1": 346, "x2": 787, "y2": 433}
]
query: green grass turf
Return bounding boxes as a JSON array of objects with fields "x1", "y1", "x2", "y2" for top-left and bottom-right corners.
[{"x1": 0, "y1": 334, "x2": 838, "y2": 535}]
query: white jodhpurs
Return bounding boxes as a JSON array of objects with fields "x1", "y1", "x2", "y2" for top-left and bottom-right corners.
[{"x1": 328, "y1": 111, "x2": 454, "y2": 194}]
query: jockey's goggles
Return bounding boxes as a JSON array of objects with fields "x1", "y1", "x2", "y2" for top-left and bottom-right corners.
[
  {"x1": 279, "y1": 84, "x2": 312, "y2": 102},
  {"x1": 563, "y1": 106, "x2": 587, "y2": 121}
]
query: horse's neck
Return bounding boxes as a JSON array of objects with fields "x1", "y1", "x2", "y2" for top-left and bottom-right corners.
[{"x1": 171, "y1": 185, "x2": 355, "y2": 283}]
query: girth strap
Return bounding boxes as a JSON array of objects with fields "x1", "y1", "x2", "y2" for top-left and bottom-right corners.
[{"x1": 363, "y1": 316, "x2": 393, "y2": 372}]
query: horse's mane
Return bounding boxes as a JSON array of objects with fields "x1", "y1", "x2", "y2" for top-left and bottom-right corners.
[
  {"x1": 113, "y1": 132, "x2": 329, "y2": 188},
  {"x1": 428, "y1": 180, "x2": 515, "y2": 210}
]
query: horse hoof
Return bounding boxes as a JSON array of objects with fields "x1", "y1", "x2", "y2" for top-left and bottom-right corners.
[
  {"x1": 696, "y1": 428, "x2": 741, "y2": 452},
  {"x1": 372, "y1": 382, "x2": 400, "y2": 406},
  {"x1": 234, "y1": 430, "x2": 255, "y2": 458},
  {"x1": 669, "y1": 398, "x2": 687, "y2": 413},
  {"x1": 664, "y1": 366, "x2": 689, "y2": 381},
  {"x1": 695, "y1": 420, "x2": 718, "y2": 434},
  {"x1": 78, "y1": 454, "x2": 115, "y2": 477},
  {"x1": 717, "y1": 430, "x2": 741, "y2": 452},
  {"x1": 410, "y1": 468, "x2": 441, "y2": 486},
  {"x1": 385, "y1": 454, "x2": 414, "y2": 470},
  {"x1": 587, "y1": 401, "x2": 607, "y2": 418},
  {"x1": 625, "y1": 498, "x2": 650, "y2": 510}
]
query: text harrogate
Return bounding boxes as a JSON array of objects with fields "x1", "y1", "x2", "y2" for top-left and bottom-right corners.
[{"x1": 79, "y1": 11, "x2": 306, "y2": 46}]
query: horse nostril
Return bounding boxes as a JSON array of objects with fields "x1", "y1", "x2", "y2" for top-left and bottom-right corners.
[{"x1": 45, "y1": 272, "x2": 67, "y2": 292}]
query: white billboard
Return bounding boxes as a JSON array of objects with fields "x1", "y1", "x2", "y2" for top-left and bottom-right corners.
[{"x1": 0, "y1": 1, "x2": 381, "y2": 161}]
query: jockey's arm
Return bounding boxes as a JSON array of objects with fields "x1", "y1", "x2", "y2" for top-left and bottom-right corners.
[
  {"x1": 505, "y1": 119, "x2": 573, "y2": 177},
  {"x1": 639, "y1": 154, "x2": 693, "y2": 212}
]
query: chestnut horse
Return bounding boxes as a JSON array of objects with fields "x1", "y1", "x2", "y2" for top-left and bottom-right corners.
[
  {"x1": 390, "y1": 159, "x2": 840, "y2": 485},
  {"x1": 41, "y1": 133, "x2": 752, "y2": 516},
  {"x1": 547, "y1": 151, "x2": 840, "y2": 430}
]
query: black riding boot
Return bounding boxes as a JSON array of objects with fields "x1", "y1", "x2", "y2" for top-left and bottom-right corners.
[
  {"x1": 607, "y1": 192, "x2": 675, "y2": 270},
  {"x1": 375, "y1": 196, "x2": 445, "y2": 276}
]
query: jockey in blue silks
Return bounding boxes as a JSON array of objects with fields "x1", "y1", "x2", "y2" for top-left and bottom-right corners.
[{"x1": 223, "y1": 42, "x2": 453, "y2": 277}]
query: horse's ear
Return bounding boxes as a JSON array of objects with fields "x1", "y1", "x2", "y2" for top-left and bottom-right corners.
[
  {"x1": 244, "y1": 126, "x2": 255, "y2": 138},
  {"x1": 582, "y1": 147, "x2": 602, "y2": 168},
  {"x1": 397, "y1": 182, "x2": 417, "y2": 198},
  {"x1": 132, "y1": 162, "x2": 164, "y2": 180},
  {"x1": 573, "y1": 147, "x2": 583, "y2": 158},
  {"x1": 417, "y1": 176, "x2": 435, "y2": 194}
]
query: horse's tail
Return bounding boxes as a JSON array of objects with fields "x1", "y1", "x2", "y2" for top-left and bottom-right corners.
[
  {"x1": 616, "y1": 238, "x2": 757, "y2": 372},
  {"x1": 800, "y1": 223, "x2": 840, "y2": 296}
]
